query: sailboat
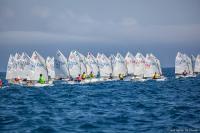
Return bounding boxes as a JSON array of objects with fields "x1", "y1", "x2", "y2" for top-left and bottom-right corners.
[
  {"x1": 184, "y1": 54, "x2": 193, "y2": 75},
  {"x1": 125, "y1": 52, "x2": 135, "y2": 76},
  {"x1": 6, "y1": 54, "x2": 15, "y2": 82},
  {"x1": 144, "y1": 54, "x2": 158, "y2": 78},
  {"x1": 86, "y1": 52, "x2": 99, "y2": 76},
  {"x1": 132, "y1": 53, "x2": 145, "y2": 80},
  {"x1": 54, "y1": 50, "x2": 69, "y2": 80},
  {"x1": 144, "y1": 54, "x2": 166, "y2": 81},
  {"x1": 6, "y1": 53, "x2": 26, "y2": 84},
  {"x1": 112, "y1": 53, "x2": 128, "y2": 78},
  {"x1": 68, "y1": 51, "x2": 81, "y2": 79},
  {"x1": 175, "y1": 52, "x2": 194, "y2": 78},
  {"x1": 46, "y1": 56, "x2": 55, "y2": 80},
  {"x1": 97, "y1": 53, "x2": 112, "y2": 79},
  {"x1": 20, "y1": 52, "x2": 34, "y2": 81},
  {"x1": 27, "y1": 51, "x2": 52, "y2": 87},
  {"x1": 75, "y1": 51, "x2": 87, "y2": 75}
]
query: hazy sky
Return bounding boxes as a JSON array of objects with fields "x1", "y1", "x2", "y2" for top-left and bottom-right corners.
[{"x1": 1, "y1": 0, "x2": 200, "y2": 71}]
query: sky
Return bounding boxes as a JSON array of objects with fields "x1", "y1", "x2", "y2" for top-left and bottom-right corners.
[{"x1": 0, "y1": 0, "x2": 200, "y2": 71}]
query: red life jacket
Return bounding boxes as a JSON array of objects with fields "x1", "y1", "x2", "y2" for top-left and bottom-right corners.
[{"x1": 76, "y1": 76, "x2": 82, "y2": 81}]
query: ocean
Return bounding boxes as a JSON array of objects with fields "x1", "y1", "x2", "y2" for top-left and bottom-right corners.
[{"x1": 0, "y1": 68, "x2": 200, "y2": 133}]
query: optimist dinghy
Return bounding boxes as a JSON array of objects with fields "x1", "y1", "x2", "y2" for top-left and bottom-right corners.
[
  {"x1": 175, "y1": 52, "x2": 195, "y2": 78},
  {"x1": 24, "y1": 81, "x2": 54, "y2": 87},
  {"x1": 131, "y1": 53, "x2": 146, "y2": 81},
  {"x1": 66, "y1": 78, "x2": 105, "y2": 85},
  {"x1": 144, "y1": 54, "x2": 166, "y2": 81},
  {"x1": 112, "y1": 53, "x2": 128, "y2": 77}
]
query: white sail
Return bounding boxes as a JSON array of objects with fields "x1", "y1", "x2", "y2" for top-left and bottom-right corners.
[
  {"x1": 75, "y1": 51, "x2": 87, "y2": 74},
  {"x1": 112, "y1": 53, "x2": 127, "y2": 77},
  {"x1": 109, "y1": 54, "x2": 115, "y2": 72},
  {"x1": 184, "y1": 54, "x2": 193, "y2": 74},
  {"x1": 54, "y1": 50, "x2": 69, "y2": 79},
  {"x1": 87, "y1": 52, "x2": 99, "y2": 75},
  {"x1": 30, "y1": 51, "x2": 48, "y2": 81},
  {"x1": 155, "y1": 59, "x2": 162, "y2": 75},
  {"x1": 194, "y1": 54, "x2": 200, "y2": 73},
  {"x1": 14, "y1": 53, "x2": 21, "y2": 60},
  {"x1": 191, "y1": 55, "x2": 196, "y2": 72},
  {"x1": 150, "y1": 53, "x2": 162, "y2": 75},
  {"x1": 68, "y1": 51, "x2": 81, "y2": 78},
  {"x1": 23, "y1": 53, "x2": 35, "y2": 80},
  {"x1": 97, "y1": 53, "x2": 112, "y2": 77},
  {"x1": 20, "y1": 52, "x2": 33, "y2": 79},
  {"x1": 134, "y1": 53, "x2": 145, "y2": 77},
  {"x1": 144, "y1": 54, "x2": 160, "y2": 78},
  {"x1": 6, "y1": 54, "x2": 14, "y2": 80},
  {"x1": 125, "y1": 52, "x2": 135, "y2": 75},
  {"x1": 13, "y1": 53, "x2": 22, "y2": 79},
  {"x1": 46, "y1": 57, "x2": 55, "y2": 79},
  {"x1": 175, "y1": 52, "x2": 189, "y2": 74},
  {"x1": 85, "y1": 61, "x2": 92, "y2": 75}
]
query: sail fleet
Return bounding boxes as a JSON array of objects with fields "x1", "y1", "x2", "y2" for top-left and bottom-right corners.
[{"x1": 5, "y1": 50, "x2": 200, "y2": 86}]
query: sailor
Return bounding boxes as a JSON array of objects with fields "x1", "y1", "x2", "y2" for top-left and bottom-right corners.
[
  {"x1": 183, "y1": 70, "x2": 187, "y2": 76},
  {"x1": 108, "y1": 73, "x2": 113, "y2": 79},
  {"x1": 69, "y1": 76, "x2": 73, "y2": 81},
  {"x1": 0, "y1": 79, "x2": 3, "y2": 88},
  {"x1": 38, "y1": 74, "x2": 45, "y2": 84},
  {"x1": 76, "y1": 74, "x2": 82, "y2": 82},
  {"x1": 119, "y1": 74, "x2": 124, "y2": 80},
  {"x1": 48, "y1": 76, "x2": 52, "y2": 80},
  {"x1": 81, "y1": 72, "x2": 87, "y2": 80},
  {"x1": 27, "y1": 80, "x2": 33, "y2": 86},
  {"x1": 23, "y1": 78, "x2": 27, "y2": 82},
  {"x1": 89, "y1": 71, "x2": 94, "y2": 78},
  {"x1": 96, "y1": 71, "x2": 100, "y2": 78},
  {"x1": 153, "y1": 72, "x2": 160, "y2": 79},
  {"x1": 14, "y1": 77, "x2": 20, "y2": 83}
]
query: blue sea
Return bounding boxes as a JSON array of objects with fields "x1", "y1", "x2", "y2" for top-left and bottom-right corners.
[{"x1": 0, "y1": 68, "x2": 200, "y2": 133}]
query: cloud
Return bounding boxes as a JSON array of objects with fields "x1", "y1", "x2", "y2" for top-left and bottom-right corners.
[
  {"x1": 121, "y1": 17, "x2": 138, "y2": 27},
  {"x1": 0, "y1": 31, "x2": 107, "y2": 45},
  {"x1": 0, "y1": 5, "x2": 200, "y2": 45},
  {"x1": 0, "y1": 7, "x2": 15, "y2": 18},
  {"x1": 1, "y1": 23, "x2": 200, "y2": 46},
  {"x1": 32, "y1": 6, "x2": 51, "y2": 18}
]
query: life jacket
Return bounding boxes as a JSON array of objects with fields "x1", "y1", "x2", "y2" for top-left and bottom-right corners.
[
  {"x1": 15, "y1": 78, "x2": 20, "y2": 82},
  {"x1": 119, "y1": 74, "x2": 124, "y2": 80},
  {"x1": 90, "y1": 73, "x2": 94, "y2": 78},
  {"x1": 38, "y1": 76, "x2": 45, "y2": 84},
  {"x1": 0, "y1": 80, "x2": 2, "y2": 86},
  {"x1": 76, "y1": 76, "x2": 82, "y2": 81},
  {"x1": 82, "y1": 74, "x2": 86, "y2": 79},
  {"x1": 153, "y1": 73, "x2": 160, "y2": 79}
]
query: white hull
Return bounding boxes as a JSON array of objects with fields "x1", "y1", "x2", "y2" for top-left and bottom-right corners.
[
  {"x1": 131, "y1": 76, "x2": 166, "y2": 82},
  {"x1": 176, "y1": 74, "x2": 196, "y2": 79},
  {"x1": 65, "y1": 78, "x2": 117, "y2": 84},
  {"x1": 131, "y1": 76, "x2": 148, "y2": 82},
  {"x1": 154, "y1": 76, "x2": 167, "y2": 81},
  {"x1": 8, "y1": 80, "x2": 53, "y2": 87},
  {"x1": 27, "y1": 83, "x2": 54, "y2": 87}
]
